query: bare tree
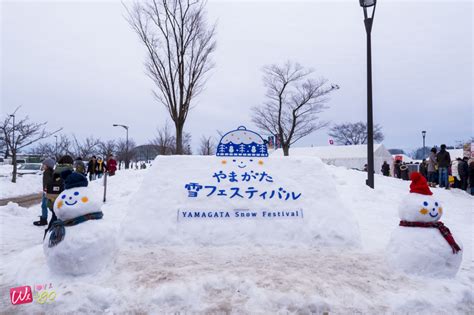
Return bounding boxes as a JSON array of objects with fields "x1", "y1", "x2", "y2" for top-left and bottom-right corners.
[
  {"x1": 1, "y1": 136, "x2": 10, "y2": 158},
  {"x1": 72, "y1": 135, "x2": 101, "y2": 159},
  {"x1": 328, "y1": 121, "x2": 384, "y2": 145},
  {"x1": 454, "y1": 138, "x2": 473, "y2": 149},
  {"x1": 150, "y1": 123, "x2": 175, "y2": 155},
  {"x1": 125, "y1": 0, "x2": 216, "y2": 154},
  {"x1": 56, "y1": 134, "x2": 74, "y2": 159},
  {"x1": 181, "y1": 132, "x2": 192, "y2": 155},
  {"x1": 251, "y1": 61, "x2": 339, "y2": 156},
  {"x1": 29, "y1": 142, "x2": 55, "y2": 159},
  {"x1": 116, "y1": 138, "x2": 137, "y2": 168},
  {"x1": 150, "y1": 122, "x2": 192, "y2": 155},
  {"x1": 0, "y1": 107, "x2": 61, "y2": 182},
  {"x1": 30, "y1": 134, "x2": 74, "y2": 161},
  {"x1": 198, "y1": 135, "x2": 215, "y2": 155},
  {"x1": 98, "y1": 140, "x2": 117, "y2": 158}
]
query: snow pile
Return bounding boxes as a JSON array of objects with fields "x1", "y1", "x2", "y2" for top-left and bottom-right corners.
[
  {"x1": 0, "y1": 165, "x2": 42, "y2": 199},
  {"x1": 44, "y1": 181, "x2": 117, "y2": 276},
  {"x1": 387, "y1": 227, "x2": 463, "y2": 277},
  {"x1": 43, "y1": 220, "x2": 117, "y2": 276},
  {"x1": 124, "y1": 155, "x2": 360, "y2": 247},
  {"x1": 1, "y1": 201, "x2": 31, "y2": 216}
]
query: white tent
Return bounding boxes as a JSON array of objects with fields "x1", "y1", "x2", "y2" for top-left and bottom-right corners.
[
  {"x1": 447, "y1": 149, "x2": 464, "y2": 160},
  {"x1": 272, "y1": 144, "x2": 394, "y2": 174}
]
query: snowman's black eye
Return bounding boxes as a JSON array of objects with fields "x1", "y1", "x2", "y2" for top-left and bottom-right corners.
[
  {"x1": 61, "y1": 195, "x2": 66, "y2": 199},
  {"x1": 74, "y1": 191, "x2": 79, "y2": 196},
  {"x1": 233, "y1": 159, "x2": 236, "y2": 162},
  {"x1": 423, "y1": 201, "x2": 428, "y2": 207},
  {"x1": 250, "y1": 159, "x2": 253, "y2": 162},
  {"x1": 435, "y1": 202, "x2": 439, "y2": 207}
]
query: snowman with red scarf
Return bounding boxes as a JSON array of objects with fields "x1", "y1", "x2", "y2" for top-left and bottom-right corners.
[{"x1": 386, "y1": 172, "x2": 462, "y2": 277}]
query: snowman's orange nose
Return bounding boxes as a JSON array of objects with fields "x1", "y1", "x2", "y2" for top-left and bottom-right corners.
[
  {"x1": 419, "y1": 208, "x2": 428, "y2": 215},
  {"x1": 81, "y1": 197, "x2": 89, "y2": 203},
  {"x1": 57, "y1": 200, "x2": 63, "y2": 209},
  {"x1": 439, "y1": 207, "x2": 443, "y2": 214}
]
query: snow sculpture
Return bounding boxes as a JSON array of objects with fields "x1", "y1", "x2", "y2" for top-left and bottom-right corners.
[
  {"x1": 125, "y1": 126, "x2": 360, "y2": 248},
  {"x1": 43, "y1": 171, "x2": 116, "y2": 276},
  {"x1": 386, "y1": 172, "x2": 462, "y2": 277},
  {"x1": 216, "y1": 126, "x2": 268, "y2": 157}
]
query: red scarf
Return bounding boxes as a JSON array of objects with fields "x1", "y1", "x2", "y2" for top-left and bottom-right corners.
[{"x1": 399, "y1": 220, "x2": 461, "y2": 254}]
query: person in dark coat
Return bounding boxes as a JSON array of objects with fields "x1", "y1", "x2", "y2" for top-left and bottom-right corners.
[
  {"x1": 469, "y1": 161, "x2": 474, "y2": 196},
  {"x1": 394, "y1": 160, "x2": 402, "y2": 179},
  {"x1": 87, "y1": 155, "x2": 97, "y2": 181},
  {"x1": 427, "y1": 147, "x2": 438, "y2": 187},
  {"x1": 74, "y1": 157, "x2": 86, "y2": 175},
  {"x1": 458, "y1": 157, "x2": 469, "y2": 191},
  {"x1": 436, "y1": 144, "x2": 451, "y2": 189},
  {"x1": 96, "y1": 157, "x2": 106, "y2": 179},
  {"x1": 419, "y1": 160, "x2": 428, "y2": 180},
  {"x1": 400, "y1": 163, "x2": 409, "y2": 180},
  {"x1": 381, "y1": 161, "x2": 390, "y2": 176},
  {"x1": 44, "y1": 155, "x2": 74, "y2": 228},
  {"x1": 33, "y1": 158, "x2": 55, "y2": 226}
]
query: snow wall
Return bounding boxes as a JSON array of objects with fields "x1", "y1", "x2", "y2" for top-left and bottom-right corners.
[{"x1": 124, "y1": 155, "x2": 360, "y2": 247}]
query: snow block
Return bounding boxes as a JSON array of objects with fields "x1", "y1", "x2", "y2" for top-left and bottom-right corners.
[{"x1": 124, "y1": 155, "x2": 360, "y2": 247}]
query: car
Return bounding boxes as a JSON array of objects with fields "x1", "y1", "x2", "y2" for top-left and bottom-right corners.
[
  {"x1": 0, "y1": 157, "x2": 12, "y2": 165},
  {"x1": 15, "y1": 163, "x2": 43, "y2": 175}
]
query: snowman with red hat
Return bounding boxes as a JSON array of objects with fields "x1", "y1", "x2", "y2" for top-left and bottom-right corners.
[{"x1": 386, "y1": 172, "x2": 462, "y2": 277}]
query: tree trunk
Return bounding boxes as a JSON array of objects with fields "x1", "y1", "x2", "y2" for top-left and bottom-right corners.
[
  {"x1": 175, "y1": 122, "x2": 184, "y2": 155},
  {"x1": 282, "y1": 144, "x2": 290, "y2": 156},
  {"x1": 11, "y1": 149, "x2": 17, "y2": 183}
]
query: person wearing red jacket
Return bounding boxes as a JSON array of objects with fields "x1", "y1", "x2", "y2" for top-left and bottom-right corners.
[{"x1": 107, "y1": 154, "x2": 117, "y2": 176}]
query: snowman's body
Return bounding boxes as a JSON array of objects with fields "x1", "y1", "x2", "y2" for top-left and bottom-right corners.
[
  {"x1": 43, "y1": 186, "x2": 116, "y2": 276},
  {"x1": 386, "y1": 192, "x2": 462, "y2": 277}
]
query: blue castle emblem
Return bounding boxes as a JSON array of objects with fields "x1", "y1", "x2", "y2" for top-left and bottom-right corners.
[{"x1": 216, "y1": 126, "x2": 268, "y2": 157}]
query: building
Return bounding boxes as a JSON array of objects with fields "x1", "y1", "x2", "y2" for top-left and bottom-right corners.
[{"x1": 272, "y1": 144, "x2": 394, "y2": 174}]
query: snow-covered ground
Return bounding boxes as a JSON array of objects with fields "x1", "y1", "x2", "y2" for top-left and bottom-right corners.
[
  {"x1": 0, "y1": 161, "x2": 472, "y2": 313},
  {"x1": 0, "y1": 165, "x2": 42, "y2": 199}
]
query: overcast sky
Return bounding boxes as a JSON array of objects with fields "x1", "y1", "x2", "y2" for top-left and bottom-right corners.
[{"x1": 1, "y1": 0, "x2": 472, "y2": 154}]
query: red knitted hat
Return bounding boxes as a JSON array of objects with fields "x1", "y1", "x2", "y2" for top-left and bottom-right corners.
[{"x1": 409, "y1": 172, "x2": 433, "y2": 195}]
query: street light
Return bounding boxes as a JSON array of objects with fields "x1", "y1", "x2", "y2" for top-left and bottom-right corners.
[
  {"x1": 9, "y1": 114, "x2": 15, "y2": 158},
  {"x1": 9, "y1": 114, "x2": 16, "y2": 183},
  {"x1": 422, "y1": 130, "x2": 426, "y2": 159},
  {"x1": 9, "y1": 114, "x2": 15, "y2": 143},
  {"x1": 359, "y1": 0, "x2": 377, "y2": 188},
  {"x1": 113, "y1": 124, "x2": 129, "y2": 169}
]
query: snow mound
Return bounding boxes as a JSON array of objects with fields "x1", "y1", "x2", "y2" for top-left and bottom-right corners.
[
  {"x1": 386, "y1": 226, "x2": 463, "y2": 278},
  {"x1": 43, "y1": 220, "x2": 117, "y2": 276},
  {"x1": 123, "y1": 155, "x2": 360, "y2": 247},
  {"x1": 2, "y1": 201, "x2": 30, "y2": 216}
]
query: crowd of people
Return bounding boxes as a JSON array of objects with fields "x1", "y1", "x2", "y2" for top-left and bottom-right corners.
[
  {"x1": 384, "y1": 144, "x2": 473, "y2": 195},
  {"x1": 33, "y1": 154, "x2": 118, "y2": 226}
]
